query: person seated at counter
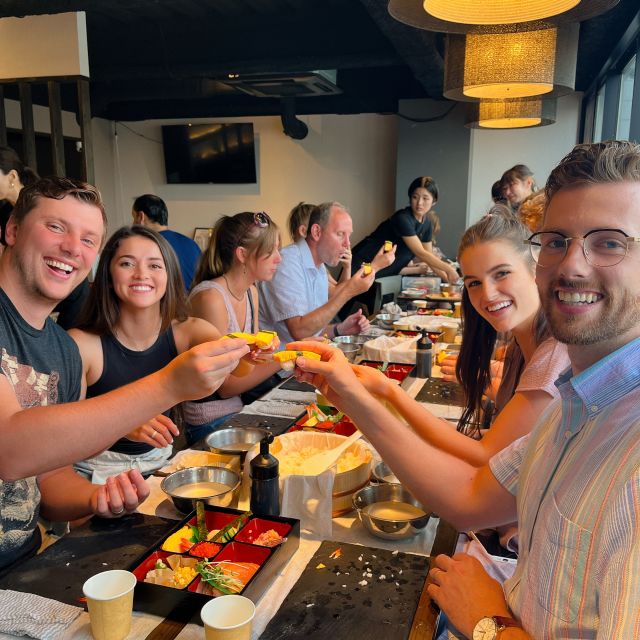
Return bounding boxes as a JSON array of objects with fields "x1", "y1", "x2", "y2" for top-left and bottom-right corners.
[
  {"x1": 290, "y1": 140, "x2": 640, "y2": 639},
  {"x1": 259, "y1": 202, "x2": 383, "y2": 343},
  {"x1": 70, "y1": 225, "x2": 256, "y2": 480},
  {"x1": 500, "y1": 165, "x2": 536, "y2": 213},
  {"x1": 0, "y1": 178, "x2": 249, "y2": 575},
  {"x1": 349, "y1": 176, "x2": 459, "y2": 283},
  {"x1": 287, "y1": 201, "x2": 353, "y2": 298},
  {"x1": 185, "y1": 212, "x2": 284, "y2": 444}
]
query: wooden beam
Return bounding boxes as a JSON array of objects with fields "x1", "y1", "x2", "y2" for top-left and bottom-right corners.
[
  {"x1": 0, "y1": 85, "x2": 7, "y2": 147},
  {"x1": 19, "y1": 82, "x2": 37, "y2": 172},
  {"x1": 47, "y1": 80, "x2": 66, "y2": 176},
  {"x1": 76, "y1": 78, "x2": 94, "y2": 184}
]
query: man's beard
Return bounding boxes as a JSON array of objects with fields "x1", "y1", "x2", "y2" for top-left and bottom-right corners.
[{"x1": 541, "y1": 277, "x2": 640, "y2": 346}]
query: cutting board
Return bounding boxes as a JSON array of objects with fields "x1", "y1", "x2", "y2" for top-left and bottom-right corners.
[
  {"x1": 0, "y1": 513, "x2": 173, "y2": 607},
  {"x1": 259, "y1": 541, "x2": 430, "y2": 640}
]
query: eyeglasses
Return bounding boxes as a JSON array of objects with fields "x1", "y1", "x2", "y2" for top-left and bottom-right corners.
[
  {"x1": 253, "y1": 212, "x2": 271, "y2": 228},
  {"x1": 525, "y1": 228, "x2": 640, "y2": 268}
]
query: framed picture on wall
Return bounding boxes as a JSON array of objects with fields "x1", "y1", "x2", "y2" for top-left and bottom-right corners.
[{"x1": 193, "y1": 227, "x2": 213, "y2": 252}]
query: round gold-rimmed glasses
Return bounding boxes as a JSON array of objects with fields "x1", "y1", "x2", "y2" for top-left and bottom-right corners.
[{"x1": 525, "y1": 228, "x2": 640, "y2": 268}]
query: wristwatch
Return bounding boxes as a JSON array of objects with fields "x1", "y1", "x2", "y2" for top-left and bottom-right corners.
[{"x1": 472, "y1": 616, "x2": 521, "y2": 639}]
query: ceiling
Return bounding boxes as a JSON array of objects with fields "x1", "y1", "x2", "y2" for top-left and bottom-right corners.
[{"x1": 0, "y1": 0, "x2": 638, "y2": 122}]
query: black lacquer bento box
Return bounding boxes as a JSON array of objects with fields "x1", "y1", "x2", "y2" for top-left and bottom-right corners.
[{"x1": 129, "y1": 506, "x2": 299, "y2": 621}]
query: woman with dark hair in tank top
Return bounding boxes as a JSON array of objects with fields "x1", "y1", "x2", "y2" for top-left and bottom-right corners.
[
  {"x1": 68, "y1": 225, "x2": 250, "y2": 482},
  {"x1": 186, "y1": 212, "x2": 283, "y2": 444}
]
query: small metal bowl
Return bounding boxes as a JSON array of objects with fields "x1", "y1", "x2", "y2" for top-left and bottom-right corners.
[
  {"x1": 376, "y1": 313, "x2": 401, "y2": 329},
  {"x1": 333, "y1": 335, "x2": 370, "y2": 346},
  {"x1": 352, "y1": 483, "x2": 431, "y2": 540},
  {"x1": 372, "y1": 461, "x2": 400, "y2": 484},
  {"x1": 205, "y1": 427, "x2": 266, "y2": 460},
  {"x1": 160, "y1": 465, "x2": 241, "y2": 514},
  {"x1": 333, "y1": 342, "x2": 360, "y2": 362}
]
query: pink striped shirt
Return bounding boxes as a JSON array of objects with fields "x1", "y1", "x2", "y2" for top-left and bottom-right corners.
[{"x1": 490, "y1": 337, "x2": 640, "y2": 638}]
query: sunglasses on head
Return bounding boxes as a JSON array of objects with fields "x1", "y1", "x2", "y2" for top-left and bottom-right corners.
[{"x1": 253, "y1": 212, "x2": 271, "y2": 228}]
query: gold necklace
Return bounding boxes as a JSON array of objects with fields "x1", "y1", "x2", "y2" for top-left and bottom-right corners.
[{"x1": 222, "y1": 274, "x2": 246, "y2": 302}]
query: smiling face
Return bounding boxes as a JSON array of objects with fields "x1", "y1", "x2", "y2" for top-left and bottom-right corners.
[
  {"x1": 4, "y1": 194, "x2": 103, "y2": 310},
  {"x1": 317, "y1": 207, "x2": 352, "y2": 267},
  {"x1": 536, "y1": 182, "x2": 640, "y2": 358},
  {"x1": 110, "y1": 235, "x2": 168, "y2": 310},
  {"x1": 410, "y1": 187, "x2": 435, "y2": 219},
  {"x1": 503, "y1": 177, "x2": 533, "y2": 207},
  {"x1": 461, "y1": 239, "x2": 540, "y2": 335}
]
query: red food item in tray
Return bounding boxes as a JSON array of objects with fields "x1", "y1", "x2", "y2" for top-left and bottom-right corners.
[
  {"x1": 235, "y1": 518, "x2": 291, "y2": 547},
  {"x1": 189, "y1": 541, "x2": 222, "y2": 559}
]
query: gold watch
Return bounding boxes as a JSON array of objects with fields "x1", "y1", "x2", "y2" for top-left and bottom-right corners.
[{"x1": 472, "y1": 616, "x2": 521, "y2": 639}]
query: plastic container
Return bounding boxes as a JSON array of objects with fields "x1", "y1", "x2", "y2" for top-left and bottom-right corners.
[{"x1": 250, "y1": 435, "x2": 280, "y2": 517}]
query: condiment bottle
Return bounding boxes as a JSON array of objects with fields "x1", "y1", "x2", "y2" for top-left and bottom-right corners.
[
  {"x1": 416, "y1": 330, "x2": 432, "y2": 378},
  {"x1": 250, "y1": 434, "x2": 280, "y2": 516}
]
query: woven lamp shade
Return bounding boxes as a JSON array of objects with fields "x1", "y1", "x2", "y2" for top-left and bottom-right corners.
[
  {"x1": 465, "y1": 97, "x2": 557, "y2": 128},
  {"x1": 424, "y1": 0, "x2": 578, "y2": 25},
  {"x1": 444, "y1": 24, "x2": 578, "y2": 101},
  {"x1": 388, "y1": 0, "x2": 620, "y2": 34}
]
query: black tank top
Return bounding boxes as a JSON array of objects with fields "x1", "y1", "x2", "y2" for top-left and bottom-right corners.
[{"x1": 87, "y1": 328, "x2": 178, "y2": 455}]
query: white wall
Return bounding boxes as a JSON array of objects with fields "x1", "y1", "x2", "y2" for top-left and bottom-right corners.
[
  {"x1": 395, "y1": 99, "x2": 471, "y2": 258},
  {"x1": 467, "y1": 93, "x2": 582, "y2": 223},
  {"x1": 96, "y1": 113, "x2": 398, "y2": 244}
]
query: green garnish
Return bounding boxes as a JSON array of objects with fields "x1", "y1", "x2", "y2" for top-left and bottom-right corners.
[
  {"x1": 196, "y1": 561, "x2": 244, "y2": 595},
  {"x1": 154, "y1": 559, "x2": 168, "y2": 570}
]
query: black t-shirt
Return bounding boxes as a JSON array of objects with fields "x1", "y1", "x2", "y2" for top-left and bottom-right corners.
[
  {"x1": 0, "y1": 287, "x2": 82, "y2": 570},
  {"x1": 350, "y1": 207, "x2": 433, "y2": 278},
  {"x1": 86, "y1": 330, "x2": 178, "y2": 455}
]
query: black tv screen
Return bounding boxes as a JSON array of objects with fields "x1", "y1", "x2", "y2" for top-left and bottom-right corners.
[{"x1": 162, "y1": 123, "x2": 257, "y2": 184}]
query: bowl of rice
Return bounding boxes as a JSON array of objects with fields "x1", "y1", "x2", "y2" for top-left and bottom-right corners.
[{"x1": 247, "y1": 431, "x2": 372, "y2": 517}]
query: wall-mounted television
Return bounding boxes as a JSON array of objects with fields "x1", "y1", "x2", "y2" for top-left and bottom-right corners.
[{"x1": 161, "y1": 123, "x2": 257, "y2": 184}]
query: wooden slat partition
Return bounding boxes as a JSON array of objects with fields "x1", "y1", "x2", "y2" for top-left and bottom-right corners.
[
  {"x1": 19, "y1": 82, "x2": 37, "y2": 172},
  {"x1": 77, "y1": 78, "x2": 95, "y2": 184},
  {"x1": 47, "y1": 80, "x2": 66, "y2": 176}
]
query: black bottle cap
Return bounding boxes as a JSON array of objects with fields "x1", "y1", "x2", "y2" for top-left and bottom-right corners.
[{"x1": 250, "y1": 434, "x2": 279, "y2": 480}]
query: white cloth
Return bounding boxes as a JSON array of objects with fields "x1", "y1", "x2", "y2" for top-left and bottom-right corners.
[{"x1": 0, "y1": 590, "x2": 82, "y2": 640}]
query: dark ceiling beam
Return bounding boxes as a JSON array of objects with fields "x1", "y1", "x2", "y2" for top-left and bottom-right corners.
[{"x1": 358, "y1": 0, "x2": 444, "y2": 98}]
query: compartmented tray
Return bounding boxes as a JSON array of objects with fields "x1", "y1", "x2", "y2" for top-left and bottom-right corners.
[
  {"x1": 359, "y1": 360, "x2": 416, "y2": 383},
  {"x1": 288, "y1": 410, "x2": 357, "y2": 436},
  {"x1": 129, "y1": 506, "x2": 299, "y2": 621}
]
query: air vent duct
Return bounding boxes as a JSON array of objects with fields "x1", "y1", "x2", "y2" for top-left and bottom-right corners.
[{"x1": 223, "y1": 70, "x2": 340, "y2": 98}]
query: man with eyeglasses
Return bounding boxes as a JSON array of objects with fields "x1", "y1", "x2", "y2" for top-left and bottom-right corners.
[{"x1": 290, "y1": 141, "x2": 640, "y2": 639}]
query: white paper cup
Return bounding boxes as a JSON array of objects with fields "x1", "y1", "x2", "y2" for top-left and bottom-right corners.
[
  {"x1": 82, "y1": 570, "x2": 136, "y2": 640},
  {"x1": 201, "y1": 595, "x2": 256, "y2": 640}
]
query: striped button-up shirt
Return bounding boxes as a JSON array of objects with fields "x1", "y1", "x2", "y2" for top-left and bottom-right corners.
[{"x1": 490, "y1": 337, "x2": 640, "y2": 639}]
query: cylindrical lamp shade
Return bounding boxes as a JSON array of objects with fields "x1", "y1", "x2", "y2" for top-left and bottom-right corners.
[
  {"x1": 389, "y1": 0, "x2": 620, "y2": 34},
  {"x1": 423, "y1": 0, "x2": 579, "y2": 26},
  {"x1": 444, "y1": 24, "x2": 578, "y2": 101},
  {"x1": 465, "y1": 97, "x2": 557, "y2": 128}
]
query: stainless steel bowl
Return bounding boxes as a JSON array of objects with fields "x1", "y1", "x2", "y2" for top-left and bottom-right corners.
[
  {"x1": 352, "y1": 483, "x2": 431, "y2": 540},
  {"x1": 376, "y1": 313, "x2": 401, "y2": 329},
  {"x1": 333, "y1": 342, "x2": 360, "y2": 362},
  {"x1": 372, "y1": 461, "x2": 400, "y2": 484},
  {"x1": 160, "y1": 465, "x2": 241, "y2": 514},
  {"x1": 205, "y1": 427, "x2": 266, "y2": 458},
  {"x1": 333, "y1": 334, "x2": 370, "y2": 346}
]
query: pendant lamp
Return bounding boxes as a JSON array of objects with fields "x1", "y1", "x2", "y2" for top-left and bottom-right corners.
[
  {"x1": 388, "y1": 0, "x2": 620, "y2": 33},
  {"x1": 465, "y1": 97, "x2": 557, "y2": 128},
  {"x1": 443, "y1": 23, "x2": 578, "y2": 101}
]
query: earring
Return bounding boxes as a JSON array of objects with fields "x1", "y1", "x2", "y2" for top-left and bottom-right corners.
[{"x1": 10, "y1": 182, "x2": 14, "y2": 189}]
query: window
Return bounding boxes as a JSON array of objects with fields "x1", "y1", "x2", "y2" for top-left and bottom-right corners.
[
  {"x1": 593, "y1": 84, "x2": 606, "y2": 143},
  {"x1": 617, "y1": 54, "x2": 636, "y2": 140}
]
